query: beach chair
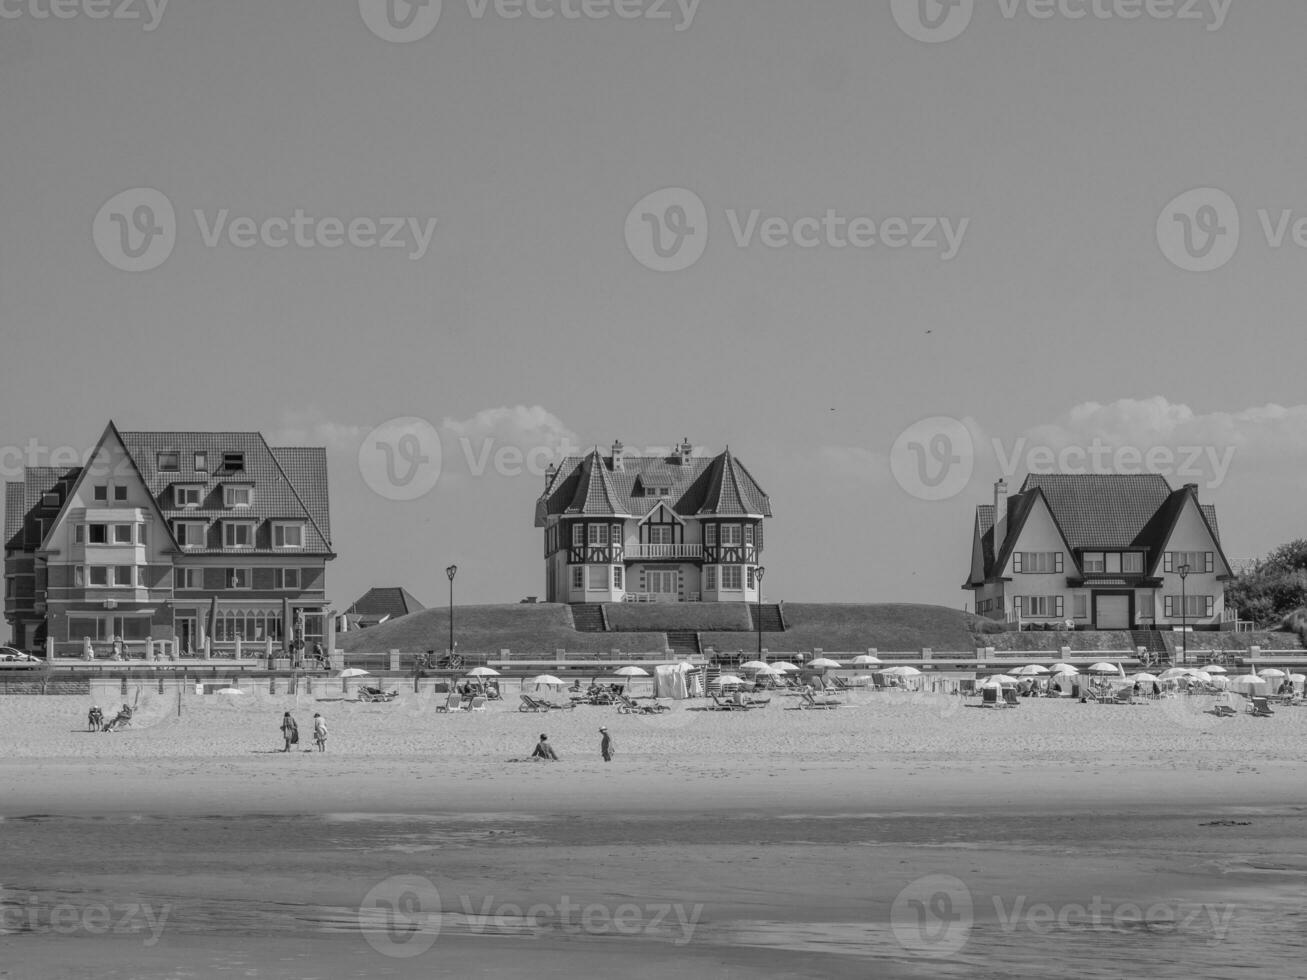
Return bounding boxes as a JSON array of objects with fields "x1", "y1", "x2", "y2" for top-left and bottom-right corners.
[
  {"x1": 358, "y1": 687, "x2": 399, "y2": 703},
  {"x1": 980, "y1": 687, "x2": 1003, "y2": 708},
  {"x1": 799, "y1": 691, "x2": 840, "y2": 710},
  {"x1": 1211, "y1": 702, "x2": 1237, "y2": 718},
  {"x1": 469, "y1": 696, "x2": 488, "y2": 712},
  {"x1": 1249, "y1": 696, "x2": 1274, "y2": 717},
  {"x1": 709, "y1": 693, "x2": 751, "y2": 711},
  {"x1": 1001, "y1": 688, "x2": 1020, "y2": 708},
  {"x1": 1111, "y1": 689, "x2": 1136, "y2": 705},
  {"x1": 617, "y1": 694, "x2": 668, "y2": 714},
  {"x1": 435, "y1": 693, "x2": 463, "y2": 713},
  {"x1": 519, "y1": 694, "x2": 550, "y2": 712}
]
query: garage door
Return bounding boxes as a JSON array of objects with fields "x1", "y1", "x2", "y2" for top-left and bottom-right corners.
[{"x1": 1095, "y1": 595, "x2": 1130, "y2": 630}]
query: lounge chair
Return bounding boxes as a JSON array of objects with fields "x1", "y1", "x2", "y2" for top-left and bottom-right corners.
[
  {"x1": 617, "y1": 694, "x2": 668, "y2": 715},
  {"x1": 798, "y1": 691, "x2": 840, "y2": 710},
  {"x1": 435, "y1": 693, "x2": 463, "y2": 713},
  {"x1": 709, "y1": 694, "x2": 752, "y2": 711},
  {"x1": 519, "y1": 694, "x2": 550, "y2": 712},
  {"x1": 469, "y1": 696, "x2": 488, "y2": 712},
  {"x1": 1211, "y1": 702, "x2": 1237, "y2": 718},
  {"x1": 1110, "y1": 689, "x2": 1136, "y2": 705},
  {"x1": 1249, "y1": 696, "x2": 1275, "y2": 717},
  {"x1": 358, "y1": 687, "x2": 399, "y2": 703}
]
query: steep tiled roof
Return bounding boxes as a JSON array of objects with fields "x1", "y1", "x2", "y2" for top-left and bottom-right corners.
[
  {"x1": 1022, "y1": 474, "x2": 1172, "y2": 549},
  {"x1": 120, "y1": 430, "x2": 333, "y2": 555},
  {"x1": 272, "y1": 448, "x2": 332, "y2": 543},
  {"x1": 347, "y1": 587, "x2": 425, "y2": 619},
  {"x1": 537, "y1": 446, "x2": 771, "y2": 524},
  {"x1": 4, "y1": 482, "x2": 26, "y2": 547}
]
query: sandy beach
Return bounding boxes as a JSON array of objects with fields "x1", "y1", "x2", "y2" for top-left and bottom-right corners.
[{"x1": 2, "y1": 689, "x2": 1306, "y2": 978}]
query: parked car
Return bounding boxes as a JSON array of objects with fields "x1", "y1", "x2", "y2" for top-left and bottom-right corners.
[{"x1": 0, "y1": 647, "x2": 42, "y2": 668}]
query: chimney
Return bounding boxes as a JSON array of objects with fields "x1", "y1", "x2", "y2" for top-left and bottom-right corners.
[
  {"x1": 993, "y1": 479, "x2": 1009, "y2": 545},
  {"x1": 677, "y1": 437, "x2": 693, "y2": 466},
  {"x1": 1184, "y1": 483, "x2": 1199, "y2": 493},
  {"x1": 611, "y1": 439, "x2": 624, "y2": 472},
  {"x1": 545, "y1": 463, "x2": 557, "y2": 487}
]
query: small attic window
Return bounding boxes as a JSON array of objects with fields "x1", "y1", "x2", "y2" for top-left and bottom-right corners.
[
  {"x1": 158, "y1": 452, "x2": 180, "y2": 472},
  {"x1": 222, "y1": 453, "x2": 245, "y2": 473},
  {"x1": 194, "y1": 452, "x2": 208, "y2": 471},
  {"x1": 41, "y1": 492, "x2": 60, "y2": 508}
]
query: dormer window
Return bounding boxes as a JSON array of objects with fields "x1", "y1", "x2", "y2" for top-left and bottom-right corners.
[
  {"x1": 158, "y1": 452, "x2": 180, "y2": 472},
  {"x1": 273, "y1": 522, "x2": 305, "y2": 549},
  {"x1": 42, "y1": 492, "x2": 60, "y2": 507},
  {"x1": 173, "y1": 521, "x2": 206, "y2": 548},
  {"x1": 194, "y1": 452, "x2": 208, "y2": 472},
  {"x1": 222, "y1": 452, "x2": 245, "y2": 473},
  {"x1": 224, "y1": 486, "x2": 253, "y2": 508},
  {"x1": 223, "y1": 520, "x2": 256, "y2": 548},
  {"x1": 175, "y1": 485, "x2": 204, "y2": 508}
]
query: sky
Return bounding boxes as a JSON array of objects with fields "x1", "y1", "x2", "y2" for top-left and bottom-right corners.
[{"x1": 3, "y1": 0, "x2": 1307, "y2": 612}]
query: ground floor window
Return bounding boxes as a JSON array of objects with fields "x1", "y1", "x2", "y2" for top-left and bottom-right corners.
[
  {"x1": 1072, "y1": 594, "x2": 1088, "y2": 618},
  {"x1": 1016, "y1": 595, "x2": 1063, "y2": 618},
  {"x1": 721, "y1": 566, "x2": 743, "y2": 590},
  {"x1": 1165, "y1": 595, "x2": 1214, "y2": 618},
  {"x1": 613, "y1": 566, "x2": 623, "y2": 590},
  {"x1": 66, "y1": 614, "x2": 152, "y2": 641},
  {"x1": 571, "y1": 566, "x2": 584, "y2": 590},
  {"x1": 705, "y1": 566, "x2": 717, "y2": 590},
  {"x1": 213, "y1": 609, "x2": 283, "y2": 643},
  {"x1": 587, "y1": 565, "x2": 608, "y2": 590}
]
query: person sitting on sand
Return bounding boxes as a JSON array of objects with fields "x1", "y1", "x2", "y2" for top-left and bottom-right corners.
[
  {"x1": 312, "y1": 713, "x2": 327, "y2": 752},
  {"x1": 281, "y1": 712, "x2": 299, "y2": 752},
  {"x1": 531, "y1": 734, "x2": 559, "y2": 761}
]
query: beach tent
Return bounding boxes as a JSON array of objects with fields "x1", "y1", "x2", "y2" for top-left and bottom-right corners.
[{"x1": 652, "y1": 665, "x2": 690, "y2": 699}]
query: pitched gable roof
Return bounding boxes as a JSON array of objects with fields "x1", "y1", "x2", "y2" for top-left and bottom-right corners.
[
  {"x1": 536, "y1": 445, "x2": 772, "y2": 524},
  {"x1": 347, "y1": 587, "x2": 425, "y2": 619}
]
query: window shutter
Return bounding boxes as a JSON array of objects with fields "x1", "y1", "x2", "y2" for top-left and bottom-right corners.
[
  {"x1": 1013, "y1": 553, "x2": 1023, "y2": 573},
  {"x1": 1055, "y1": 596, "x2": 1064, "y2": 617},
  {"x1": 1163, "y1": 552, "x2": 1173, "y2": 573},
  {"x1": 1205, "y1": 552, "x2": 1214, "y2": 573},
  {"x1": 1206, "y1": 596, "x2": 1214, "y2": 616},
  {"x1": 1055, "y1": 552, "x2": 1063, "y2": 573},
  {"x1": 755, "y1": 523, "x2": 763, "y2": 550},
  {"x1": 1164, "y1": 596, "x2": 1173, "y2": 617}
]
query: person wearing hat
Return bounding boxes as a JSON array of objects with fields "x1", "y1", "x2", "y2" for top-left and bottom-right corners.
[
  {"x1": 312, "y1": 713, "x2": 327, "y2": 752},
  {"x1": 599, "y1": 727, "x2": 614, "y2": 763},
  {"x1": 531, "y1": 733, "x2": 559, "y2": 761}
]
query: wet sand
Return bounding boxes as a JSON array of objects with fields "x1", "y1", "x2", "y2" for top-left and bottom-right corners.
[{"x1": 2, "y1": 692, "x2": 1306, "y2": 978}]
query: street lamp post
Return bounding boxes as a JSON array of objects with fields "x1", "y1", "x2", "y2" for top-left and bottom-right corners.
[
  {"x1": 446, "y1": 565, "x2": 458, "y2": 659},
  {"x1": 755, "y1": 566, "x2": 766, "y2": 657},
  {"x1": 1178, "y1": 563, "x2": 1190, "y2": 665}
]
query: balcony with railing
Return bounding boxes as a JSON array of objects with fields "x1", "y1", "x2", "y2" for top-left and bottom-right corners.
[{"x1": 623, "y1": 544, "x2": 704, "y2": 561}]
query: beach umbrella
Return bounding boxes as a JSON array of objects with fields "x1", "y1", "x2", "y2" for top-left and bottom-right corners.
[
  {"x1": 531, "y1": 674, "x2": 563, "y2": 688},
  {"x1": 1087, "y1": 662, "x2": 1120, "y2": 674},
  {"x1": 338, "y1": 668, "x2": 371, "y2": 678},
  {"x1": 467, "y1": 667, "x2": 500, "y2": 677},
  {"x1": 1204, "y1": 665, "x2": 1228, "y2": 674},
  {"x1": 771, "y1": 661, "x2": 801, "y2": 672},
  {"x1": 1159, "y1": 667, "x2": 1194, "y2": 680},
  {"x1": 1013, "y1": 665, "x2": 1049, "y2": 676},
  {"x1": 753, "y1": 665, "x2": 784, "y2": 676},
  {"x1": 853, "y1": 654, "x2": 882, "y2": 665},
  {"x1": 1130, "y1": 672, "x2": 1159, "y2": 683},
  {"x1": 881, "y1": 666, "x2": 922, "y2": 677},
  {"x1": 1049, "y1": 663, "x2": 1078, "y2": 675},
  {"x1": 982, "y1": 674, "x2": 1019, "y2": 686},
  {"x1": 809, "y1": 658, "x2": 842, "y2": 669},
  {"x1": 739, "y1": 661, "x2": 771, "y2": 671},
  {"x1": 1258, "y1": 668, "x2": 1287, "y2": 679},
  {"x1": 216, "y1": 687, "x2": 244, "y2": 695},
  {"x1": 1290, "y1": 673, "x2": 1306, "y2": 683},
  {"x1": 715, "y1": 674, "x2": 745, "y2": 687}
]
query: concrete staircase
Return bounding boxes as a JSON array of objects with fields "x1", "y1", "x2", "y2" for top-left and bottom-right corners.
[
  {"x1": 749, "y1": 603, "x2": 786, "y2": 633},
  {"x1": 665, "y1": 630, "x2": 701, "y2": 655},
  {"x1": 1131, "y1": 630, "x2": 1171, "y2": 667},
  {"x1": 570, "y1": 604, "x2": 606, "y2": 633}
]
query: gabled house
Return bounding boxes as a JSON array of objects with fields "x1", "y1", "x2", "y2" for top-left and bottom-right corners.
[
  {"x1": 3, "y1": 421, "x2": 334, "y2": 655},
  {"x1": 344, "y1": 586, "x2": 425, "y2": 630},
  {"x1": 535, "y1": 439, "x2": 773, "y2": 604},
  {"x1": 964, "y1": 474, "x2": 1234, "y2": 630}
]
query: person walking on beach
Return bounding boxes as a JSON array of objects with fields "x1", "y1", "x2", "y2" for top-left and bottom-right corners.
[
  {"x1": 312, "y1": 713, "x2": 327, "y2": 752},
  {"x1": 280, "y1": 712, "x2": 299, "y2": 752},
  {"x1": 532, "y1": 734, "x2": 559, "y2": 761},
  {"x1": 599, "y1": 727, "x2": 614, "y2": 763}
]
